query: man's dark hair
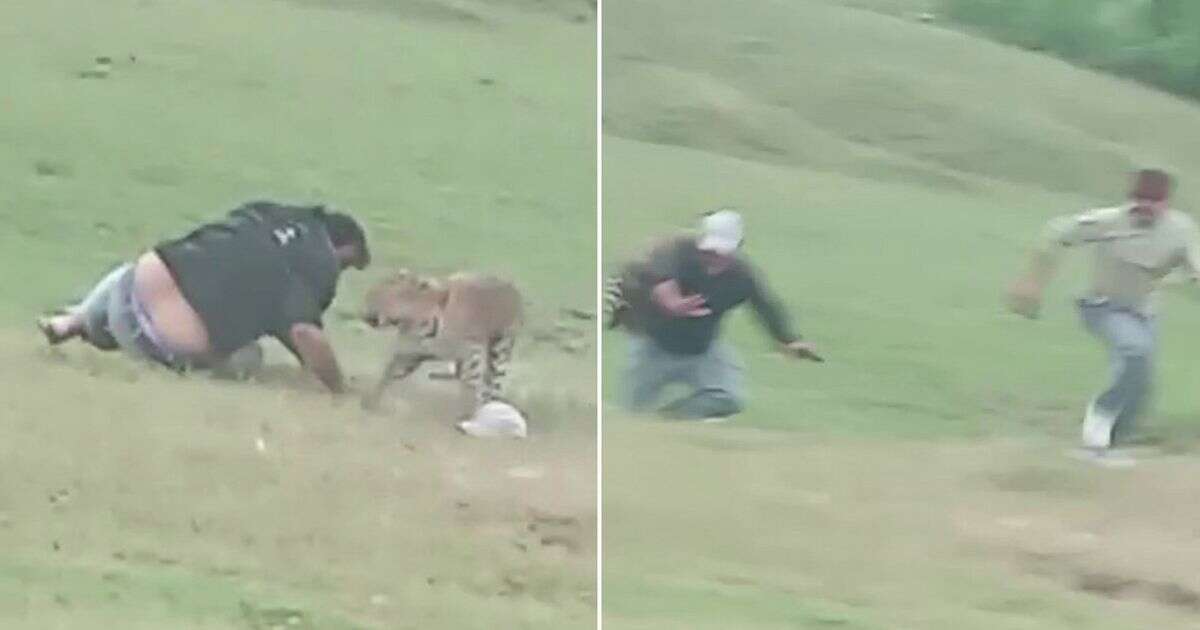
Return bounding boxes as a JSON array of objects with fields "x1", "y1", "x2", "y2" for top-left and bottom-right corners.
[
  {"x1": 1131, "y1": 168, "x2": 1172, "y2": 202},
  {"x1": 230, "y1": 200, "x2": 371, "y2": 269},
  {"x1": 318, "y1": 209, "x2": 371, "y2": 269}
]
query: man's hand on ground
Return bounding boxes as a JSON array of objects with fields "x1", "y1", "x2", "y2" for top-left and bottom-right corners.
[
  {"x1": 782, "y1": 340, "x2": 823, "y2": 362},
  {"x1": 289, "y1": 323, "x2": 348, "y2": 394},
  {"x1": 1005, "y1": 276, "x2": 1043, "y2": 319}
]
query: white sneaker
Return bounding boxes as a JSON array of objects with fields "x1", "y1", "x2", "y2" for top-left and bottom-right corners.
[
  {"x1": 456, "y1": 401, "x2": 528, "y2": 439},
  {"x1": 1081, "y1": 402, "x2": 1116, "y2": 449},
  {"x1": 698, "y1": 416, "x2": 731, "y2": 424}
]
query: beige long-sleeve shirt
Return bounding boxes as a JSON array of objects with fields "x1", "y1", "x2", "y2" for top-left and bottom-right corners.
[{"x1": 1040, "y1": 205, "x2": 1200, "y2": 315}]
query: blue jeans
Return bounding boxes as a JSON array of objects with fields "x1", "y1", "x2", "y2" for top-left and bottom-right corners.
[
  {"x1": 75, "y1": 263, "x2": 128, "y2": 351},
  {"x1": 74, "y1": 263, "x2": 263, "y2": 377},
  {"x1": 1078, "y1": 300, "x2": 1156, "y2": 446},
  {"x1": 625, "y1": 337, "x2": 745, "y2": 419},
  {"x1": 76, "y1": 263, "x2": 187, "y2": 370}
]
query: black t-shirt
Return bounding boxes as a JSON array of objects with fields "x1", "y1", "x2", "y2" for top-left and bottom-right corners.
[
  {"x1": 642, "y1": 236, "x2": 797, "y2": 355},
  {"x1": 154, "y1": 202, "x2": 341, "y2": 356}
]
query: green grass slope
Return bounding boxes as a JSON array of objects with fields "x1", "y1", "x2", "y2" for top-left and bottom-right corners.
[
  {"x1": 2, "y1": 0, "x2": 595, "y2": 324},
  {"x1": 2, "y1": 0, "x2": 596, "y2": 627},
  {"x1": 603, "y1": 0, "x2": 1200, "y2": 627}
]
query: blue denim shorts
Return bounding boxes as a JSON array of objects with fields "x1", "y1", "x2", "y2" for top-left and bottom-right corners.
[{"x1": 108, "y1": 266, "x2": 189, "y2": 372}]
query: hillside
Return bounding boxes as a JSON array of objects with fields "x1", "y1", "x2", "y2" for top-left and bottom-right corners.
[
  {"x1": 603, "y1": 1, "x2": 1200, "y2": 628},
  {"x1": 1, "y1": 0, "x2": 596, "y2": 627}
]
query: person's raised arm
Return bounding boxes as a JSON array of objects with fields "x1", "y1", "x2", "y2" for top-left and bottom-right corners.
[
  {"x1": 651, "y1": 279, "x2": 710, "y2": 318},
  {"x1": 645, "y1": 238, "x2": 711, "y2": 318}
]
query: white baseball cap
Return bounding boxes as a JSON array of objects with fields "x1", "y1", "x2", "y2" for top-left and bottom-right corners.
[
  {"x1": 457, "y1": 401, "x2": 528, "y2": 439},
  {"x1": 696, "y1": 209, "x2": 744, "y2": 255}
]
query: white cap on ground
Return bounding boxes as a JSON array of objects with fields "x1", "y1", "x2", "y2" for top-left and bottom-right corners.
[
  {"x1": 457, "y1": 401, "x2": 528, "y2": 439},
  {"x1": 697, "y1": 209, "x2": 744, "y2": 255}
]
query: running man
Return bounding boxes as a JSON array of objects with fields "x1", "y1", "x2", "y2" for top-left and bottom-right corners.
[
  {"x1": 1007, "y1": 169, "x2": 1200, "y2": 458},
  {"x1": 38, "y1": 201, "x2": 370, "y2": 394}
]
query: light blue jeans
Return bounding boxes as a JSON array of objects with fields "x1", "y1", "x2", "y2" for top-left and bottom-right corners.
[
  {"x1": 1078, "y1": 300, "x2": 1156, "y2": 445},
  {"x1": 75, "y1": 263, "x2": 130, "y2": 351},
  {"x1": 74, "y1": 262, "x2": 186, "y2": 369},
  {"x1": 73, "y1": 263, "x2": 261, "y2": 377},
  {"x1": 625, "y1": 337, "x2": 745, "y2": 419}
]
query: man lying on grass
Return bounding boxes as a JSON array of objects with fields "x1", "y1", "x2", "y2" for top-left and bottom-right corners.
[
  {"x1": 1007, "y1": 169, "x2": 1200, "y2": 464},
  {"x1": 615, "y1": 209, "x2": 821, "y2": 421},
  {"x1": 37, "y1": 201, "x2": 370, "y2": 394}
]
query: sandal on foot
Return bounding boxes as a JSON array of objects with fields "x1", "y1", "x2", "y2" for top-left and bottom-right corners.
[{"x1": 36, "y1": 314, "x2": 72, "y2": 345}]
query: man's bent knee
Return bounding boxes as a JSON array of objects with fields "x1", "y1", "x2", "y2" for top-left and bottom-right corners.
[
  {"x1": 663, "y1": 388, "x2": 744, "y2": 419},
  {"x1": 700, "y1": 390, "x2": 744, "y2": 417}
]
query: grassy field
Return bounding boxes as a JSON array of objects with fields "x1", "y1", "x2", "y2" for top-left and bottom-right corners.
[
  {"x1": 602, "y1": 0, "x2": 1200, "y2": 627},
  {"x1": 2, "y1": 0, "x2": 595, "y2": 627}
]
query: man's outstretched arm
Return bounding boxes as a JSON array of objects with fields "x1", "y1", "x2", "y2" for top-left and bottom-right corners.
[
  {"x1": 747, "y1": 273, "x2": 821, "y2": 361},
  {"x1": 287, "y1": 323, "x2": 347, "y2": 394},
  {"x1": 1007, "y1": 208, "x2": 1114, "y2": 318}
]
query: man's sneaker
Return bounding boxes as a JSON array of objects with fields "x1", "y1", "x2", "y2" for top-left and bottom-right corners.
[
  {"x1": 1081, "y1": 402, "x2": 1116, "y2": 449},
  {"x1": 36, "y1": 312, "x2": 74, "y2": 345}
]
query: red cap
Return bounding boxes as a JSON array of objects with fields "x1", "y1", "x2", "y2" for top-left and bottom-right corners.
[{"x1": 1131, "y1": 169, "x2": 1172, "y2": 202}]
